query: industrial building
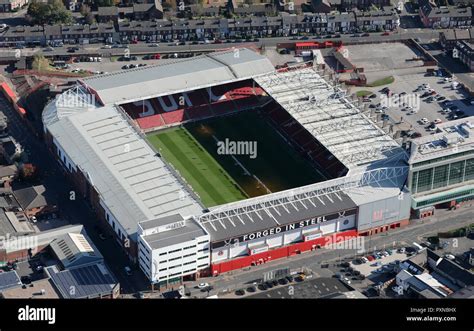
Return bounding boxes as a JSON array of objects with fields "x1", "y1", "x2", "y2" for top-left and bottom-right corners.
[{"x1": 408, "y1": 117, "x2": 474, "y2": 218}]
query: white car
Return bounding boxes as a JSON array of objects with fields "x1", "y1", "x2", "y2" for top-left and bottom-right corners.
[
  {"x1": 444, "y1": 254, "x2": 455, "y2": 260},
  {"x1": 197, "y1": 282, "x2": 210, "y2": 289},
  {"x1": 420, "y1": 118, "x2": 429, "y2": 124},
  {"x1": 434, "y1": 118, "x2": 442, "y2": 124}
]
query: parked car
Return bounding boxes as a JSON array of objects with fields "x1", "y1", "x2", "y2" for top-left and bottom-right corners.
[
  {"x1": 235, "y1": 289, "x2": 245, "y2": 296},
  {"x1": 197, "y1": 283, "x2": 209, "y2": 289},
  {"x1": 124, "y1": 266, "x2": 132, "y2": 276},
  {"x1": 257, "y1": 283, "x2": 268, "y2": 291}
]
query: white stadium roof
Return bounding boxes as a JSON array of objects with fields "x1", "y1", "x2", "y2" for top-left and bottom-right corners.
[
  {"x1": 43, "y1": 92, "x2": 202, "y2": 237},
  {"x1": 254, "y1": 68, "x2": 406, "y2": 171},
  {"x1": 80, "y1": 48, "x2": 275, "y2": 106}
]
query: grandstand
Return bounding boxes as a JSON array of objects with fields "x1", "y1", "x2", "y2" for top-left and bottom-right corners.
[{"x1": 121, "y1": 79, "x2": 267, "y2": 130}]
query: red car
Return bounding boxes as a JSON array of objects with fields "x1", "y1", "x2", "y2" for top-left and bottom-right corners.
[
  {"x1": 130, "y1": 40, "x2": 138, "y2": 44},
  {"x1": 151, "y1": 53, "x2": 161, "y2": 59},
  {"x1": 382, "y1": 32, "x2": 390, "y2": 36},
  {"x1": 367, "y1": 255, "x2": 375, "y2": 261}
]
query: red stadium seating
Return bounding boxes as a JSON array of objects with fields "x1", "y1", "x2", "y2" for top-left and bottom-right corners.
[
  {"x1": 136, "y1": 114, "x2": 165, "y2": 129},
  {"x1": 121, "y1": 79, "x2": 265, "y2": 130}
]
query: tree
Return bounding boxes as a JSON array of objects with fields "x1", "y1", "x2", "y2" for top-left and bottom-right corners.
[
  {"x1": 32, "y1": 54, "x2": 50, "y2": 71},
  {"x1": 94, "y1": 0, "x2": 114, "y2": 7},
  {"x1": 80, "y1": 4, "x2": 95, "y2": 24},
  {"x1": 27, "y1": 0, "x2": 73, "y2": 25}
]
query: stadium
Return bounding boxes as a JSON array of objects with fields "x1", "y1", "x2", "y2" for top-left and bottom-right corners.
[{"x1": 42, "y1": 48, "x2": 413, "y2": 286}]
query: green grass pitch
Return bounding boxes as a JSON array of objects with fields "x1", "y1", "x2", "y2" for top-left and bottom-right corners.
[{"x1": 147, "y1": 111, "x2": 326, "y2": 207}]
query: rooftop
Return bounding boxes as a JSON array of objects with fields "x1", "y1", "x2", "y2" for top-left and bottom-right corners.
[
  {"x1": 0, "y1": 278, "x2": 60, "y2": 299},
  {"x1": 140, "y1": 216, "x2": 208, "y2": 250},
  {"x1": 46, "y1": 262, "x2": 119, "y2": 299},
  {"x1": 43, "y1": 99, "x2": 202, "y2": 237},
  {"x1": 80, "y1": 48, "x2": 275, "y2": 105},
  {"x1": 0, "y1": 271, "x2": 21, "y2": 292},
  {"x1": 50, "y1": 232, "x2": 103, "y2": 269},
  {"x1": 409, "y1": 116, "x2": 474, "y2": 164}
]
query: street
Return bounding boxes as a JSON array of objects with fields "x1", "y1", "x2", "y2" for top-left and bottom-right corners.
[
  {"x1": 181, "y1": 204, "x2": 474, "y2": 298},
  {"x1": 0, "y1": 27, "x2": 453, "y2": 59}
]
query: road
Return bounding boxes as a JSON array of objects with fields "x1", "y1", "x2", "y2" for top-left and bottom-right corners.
[
  {"x1": 0, "y1": 27, "x2": 450, "y2": 59},
  {"x1": 182, "y1": 205, "x2": 474, "y2": 298}
]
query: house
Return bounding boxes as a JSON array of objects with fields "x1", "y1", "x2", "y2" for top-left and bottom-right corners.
[
  {"x1": 0, "y1": 25, "x2": 45, "y2": 47},
  {"x1": 354, "y1": 8, "x2": 400, "y2": 32},
  {"x1": 0, "y1": 0, "x2": 28, "y2": 12},
  {"x1": 0, "y1": 164, "x2": 18, "y2": 184},
  {"x1": 427, "y1": 249, "x2": 474, "y2": 289},
  {"x1": 13, "y1": 185, "x2": 58, "y2": 217},
  {"x1": 233, "y1": 3, "x2": 276, "y2": 16},
  {"x1": 455, "y1": 40, "x2": 474, "y2": 71},
  {"x1": 439, "y1": 28, "x2": 474, "y2": 50},
  {"x1": 419, "y1": 0, "x2": 472, "y2": 28},
  {"x1": 326, "y1": 11, "x2": 357, "y2": 33},
  {"x1": 395, "y1": 269, "x2": 452, "y2": 298},
  {"x1": 133, "y1": 0, "x2": 163, "y2": 21},
  {"x1": 0, "y1": 137, "x2": 21, "y2": 164},
  {"x1": 310, "y1": 0, "x2": 332, "y2": 13},
  {"x1": 96, "y1": 6, "x2": 119, "y2": 24},
  {"x1": 189, "y1": 4, "x2": 221, "y2": 17}
]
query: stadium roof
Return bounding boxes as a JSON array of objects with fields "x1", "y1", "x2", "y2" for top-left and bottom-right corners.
[
  {"x1": 199, "y1": 166, "x2": 408, "y2": 242},
  {"x1": 254, "y1": 68, "x2": 406, "y2": 170},
  {"x1": 408, "y1": 116, "x2": 474, "y2": 164},
  {"x1": 201, "y1": 190, "x2": 356, "y2": 242},
  {"x1": 43, "y1": 98, "x2": 203, "y2": 237},
  {"x1": 80, "y1": 48, "x2": 275, "y2": 106}
]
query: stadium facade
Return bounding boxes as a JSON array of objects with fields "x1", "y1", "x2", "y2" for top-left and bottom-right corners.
[{"x1": 41, "y1": 48, "x2": 472, "y2": 286}]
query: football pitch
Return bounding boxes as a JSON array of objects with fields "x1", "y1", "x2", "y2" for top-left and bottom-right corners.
[{"x1": 147, "y1": 111, "x2": 326, "y2": 207}]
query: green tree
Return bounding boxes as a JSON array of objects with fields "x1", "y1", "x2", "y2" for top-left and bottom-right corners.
[{"x1": 27, "y1": 0, "x2": 73, "y2": 25}]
